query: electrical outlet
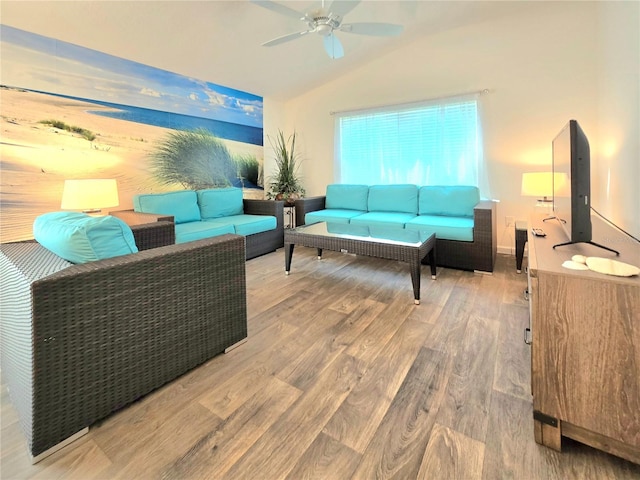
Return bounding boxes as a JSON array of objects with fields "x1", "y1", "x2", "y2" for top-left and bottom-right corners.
[{"x1": 505, "y1": 216, "x2": 515, "y2": 227}]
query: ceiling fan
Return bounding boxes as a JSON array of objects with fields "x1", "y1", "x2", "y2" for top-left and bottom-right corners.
[{"x1": 252, "y1": 0, "x2": 404, "y2": 59}]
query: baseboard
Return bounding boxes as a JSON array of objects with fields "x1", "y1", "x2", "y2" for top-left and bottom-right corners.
[{"x1": 497, "y1": 246, "x2": 515, "y2": 256}]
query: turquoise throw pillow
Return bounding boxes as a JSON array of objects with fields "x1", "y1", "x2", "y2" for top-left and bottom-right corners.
[
  {"x1": 33, "y1": 212, "x2": 138, "y2": 264},
  {"x1": 197, "y1": 187, "x2": 244, "y2": 219},
  {"x1": 419, "y1": 186, "x2": 480, "y2": 217},
  {"x1": 367, "y1": 184, "x2": 418, "y2": 214},
  {"x1": 134, "y1": 190, "x2": 201, "y2": 224},
  {"x1": 325, "y1": 184, "x2": 369, "y2": 211}
]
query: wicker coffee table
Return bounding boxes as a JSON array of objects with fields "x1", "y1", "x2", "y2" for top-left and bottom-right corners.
[{"x1": 284, "y1": 222, "x2": 436, "y2": 304}]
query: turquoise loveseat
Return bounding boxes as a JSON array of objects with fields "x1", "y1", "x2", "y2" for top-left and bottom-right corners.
[
  {"x1": 129, "y1": 187, "x2": 284, "y2": 260},
  {"x1": 294, "y1": 184, "x2": 496, "y2": 272}
]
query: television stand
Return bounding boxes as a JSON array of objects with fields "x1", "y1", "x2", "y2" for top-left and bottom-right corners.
[
  {"x1": 552, "y1": 240, "x2": 620, "y2": 256},
  {"x1": 527, "y1": 213, "x2": 639, "y2": 464}
]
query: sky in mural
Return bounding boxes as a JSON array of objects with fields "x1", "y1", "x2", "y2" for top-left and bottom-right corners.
[{"x1": 0, "y1": 24, "x2": 263, "y2": 129}]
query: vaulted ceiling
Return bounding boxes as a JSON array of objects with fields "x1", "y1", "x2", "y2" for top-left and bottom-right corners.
[{"x1": 1, "y1": 1, "x2": 538, "y2": 101}]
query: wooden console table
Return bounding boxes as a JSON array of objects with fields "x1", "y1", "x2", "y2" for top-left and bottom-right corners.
[{"x1": 527, "y1": 213, "x2": 639, "y2": 464}]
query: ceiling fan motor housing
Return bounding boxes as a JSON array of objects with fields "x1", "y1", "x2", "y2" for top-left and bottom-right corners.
[{"x1": 307, "y1": 13, "x2": 341, "y2": 36}]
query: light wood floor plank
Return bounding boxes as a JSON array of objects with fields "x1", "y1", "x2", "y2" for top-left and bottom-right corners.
[
  {"x1": 493, "y1": 302, "x2": 533, "y2": 402},
  {"x1": 436, "y1": 315, "x2": 500, "y2": 442},
  {"x1": 417, "y1": 423, "x2": 485, "y2": 480},
  {"x1": 323, "y1": 316, "x2": 433, "y2": 453},
  {"x1": 162, "y1": 376, "x2": 301, "y2": 480},
  {"x1": 285, "y1": 432, "x2": 361, "y2": 480},
  {"x1": 3, "y1": 250, "x2": 639, "y2": 479},
  {"x1": 351, "y1": 347, "x2": 452, "y2": 479},
  {"x1": 221, "y1": 353, "x2": 367, "y2": 480},
  {"x1": 276, "y1": 298, "x2": 384, "y2": 391}
]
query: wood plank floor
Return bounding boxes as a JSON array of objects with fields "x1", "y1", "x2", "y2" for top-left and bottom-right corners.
[{"x1": 2, "y1": 249, "x2": 639, "y2": 479}]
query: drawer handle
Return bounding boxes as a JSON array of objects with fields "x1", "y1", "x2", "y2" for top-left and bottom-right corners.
[
  {"x1": 523, "y1": 289, "x2": 529, "y2": 301},
  {"x1": 524, "y1": 327, "x2": 532, "y2": 345}
]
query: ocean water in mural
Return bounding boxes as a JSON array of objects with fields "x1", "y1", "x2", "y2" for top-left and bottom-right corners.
[
  {"x1": 29, "y1": 90, "x2": 264, "y2": 146},
  {"x1": 0, "y1": 25, "x2": 264, "y2": 242}
]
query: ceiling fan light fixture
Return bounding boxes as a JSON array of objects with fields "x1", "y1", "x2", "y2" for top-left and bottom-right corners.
[
  {"x1": 254, "y1": 0, "x2": 404, "y2": 59},
  {"x1": 316, "y1": 24, "x2": 333, "y2": 36}
]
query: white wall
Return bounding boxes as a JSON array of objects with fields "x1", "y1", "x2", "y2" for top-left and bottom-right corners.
[
  {"x1": 281, "y1": 2, "x2": 638, "y2": 252},
  {"x1": 594, "y1": 1, "x2": 640, "y2": 240}
]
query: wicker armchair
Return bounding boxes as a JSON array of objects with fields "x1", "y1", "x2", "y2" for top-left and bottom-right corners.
[{"x1": 0, "y1": 234, "x2": 247, "y2": 460}]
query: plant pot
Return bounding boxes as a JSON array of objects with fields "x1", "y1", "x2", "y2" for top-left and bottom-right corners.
[{"x1": 276, "y1": 192, "x2": 299, "y2": 206}]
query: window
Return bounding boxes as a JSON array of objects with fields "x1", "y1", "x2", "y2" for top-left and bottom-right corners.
[{"x1": 334, "y1": 94, "x2": 484, "y2": 191}]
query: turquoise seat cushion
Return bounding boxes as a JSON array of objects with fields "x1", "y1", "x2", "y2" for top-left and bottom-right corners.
[
  {"x1": 350, "y1": 212, "x2": 417, "y2": 229},
  {"x1": 367, "y1": 184, "x2": 418, "y2": 214},
  {"x1": 134, "y1": 190, "x2": 201, "y2": 224},
  {"x1": 33, "y1": 212, "x2": 138, "y2": 264},
  {"x1": 325, "y1": 184, "x2": 369, "y2": 211},
  {"x1": 368, "y1": 225, "x2": 429, "y2": 244},
  {"x1": 220, "y1": 214, "x2": 277, "y2": 236},
  {"x1": 419, "y1": 186, "x2": 479, "y2": 217},
  {"x1": 197, "y1": 187, "x2": 244, "y2": 219},
  {"x1": 325, "y1": 222, "x2": 370, "y2": 237},
  {"x1": 175, "y1": 221, "x2": 235, "y2": 244},
  {"x1": 305, "y1": 209, "x2": 366, "y2": 225},
  {"x1": 406, "y1": 215, "x2": 474, "y2": 241}
]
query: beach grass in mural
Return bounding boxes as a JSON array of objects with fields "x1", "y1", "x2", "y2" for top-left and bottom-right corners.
[{"x1": 0, "y1": 25, "x2": 264, "y2": 242}]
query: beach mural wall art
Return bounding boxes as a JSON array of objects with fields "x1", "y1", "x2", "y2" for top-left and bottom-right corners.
[{"x1": 0, "y1": 25, "x2": 264, "y2": 242}]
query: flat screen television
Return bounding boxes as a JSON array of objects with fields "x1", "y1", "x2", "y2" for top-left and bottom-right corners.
[{"x1": 549, "y1": 119, "x2": 618, "y2": 255}]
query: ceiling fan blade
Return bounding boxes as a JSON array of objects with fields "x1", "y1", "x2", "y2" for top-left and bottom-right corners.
[
  {"x1": 323, "y1": 33, "x2": 344, "y2": 59},
  {"x1": 328, "y1": 0, "x2": 360, "y2": 19},
  {"x1": 262, "y1": 29, "x2": 313, "y2": 47},
  {"x1": 340, "y1": 22, "x2": 404, "y2": 36},
  {"x1": 250, "y1": 0, "x2": 305, "y2": 21}
]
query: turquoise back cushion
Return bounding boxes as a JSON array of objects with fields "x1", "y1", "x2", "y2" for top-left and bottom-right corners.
[
  {"x1": 197, "y1": 187, "x2": 244, "y2": 219},
  {"x1": 33, "y1": 212, "x2": 138, "y2": 264},
  {"x1": 368, "y1": 184, "x2": 418, "y2": 214},
  {"x1": 134, "y1": 190, "x2": 200, "y2": 224},
  {"x1": 325, "y1": 184, "x2": 369, "y2": 211},
  {"x1": 419, "y1": 186, "x2": 480, "y2": 217}
]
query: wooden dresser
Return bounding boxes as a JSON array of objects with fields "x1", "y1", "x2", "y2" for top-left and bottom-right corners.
[{"x1": 527, "y1": 213, "x2": 639, "y2": 464}]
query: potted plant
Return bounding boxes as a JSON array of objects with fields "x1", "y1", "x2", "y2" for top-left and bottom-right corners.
[{"x1": 266, "y1": 130, "x2": 305, "y2": 206}]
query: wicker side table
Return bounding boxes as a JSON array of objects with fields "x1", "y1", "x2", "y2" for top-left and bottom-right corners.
[
  {"x1": 515, "y1": 220, "x2": 528, "y2": 273},
  {"x1": 110, "y1": 210, "x2": 175, "y2": 250}
]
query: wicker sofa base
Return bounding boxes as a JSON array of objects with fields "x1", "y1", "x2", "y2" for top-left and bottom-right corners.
[
  {"x1": 0, "y1": 235, "x2": 248, "y2": 460},
  {"x1": 111, "y1": 198, "x2": 284, "y2": 260}
]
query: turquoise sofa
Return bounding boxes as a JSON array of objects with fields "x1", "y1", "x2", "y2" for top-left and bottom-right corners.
[
  {"x1": 294, "y1": 184, "x2": 496, "y2": 272},
  {"x1": 131, "y1": 187, "x2": 284, "y2": 260}
]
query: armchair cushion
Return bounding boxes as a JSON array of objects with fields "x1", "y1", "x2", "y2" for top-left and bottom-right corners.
[
  {"x1": 197, "y1": 187, "x2": 244, "y2": 219},
  {"x1": 350, "y1": 211, "x2": 416, "y2": 229},
  {"x1": 175, "y1": 222, "x2": 235, "y2": 244},
  {"x1": 419, "y1": 186, "x2": 480, "y2": 217},
  {"x1": 134, "y1": 190, "x2": 201, "y2": 224},
  {"x1": 33, "y1": 212, "x2": 138, "y2": 264},
  {"x1": 325, "y1": 184, "x2": 369, "y2": 211},
  {"x1": 406, "y1": 215, "x2": 474, "y2": 241},
  {"x1": 305, "y1": 209, "x2": 366, "y2": 225},
  {"x1": 368, "y1": 184, "x2": 418, "y2": 214},
  {"x1": 218, "y1": 214, "x2": 277, "y2": 236}
]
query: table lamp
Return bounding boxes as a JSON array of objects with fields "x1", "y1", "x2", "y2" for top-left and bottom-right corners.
[
  {"x1": 61, "y1": 179, "x2": 119, "y2": 214},
  {"x1": 521, "y1": 172, "x2": 554, "y2": 206}
]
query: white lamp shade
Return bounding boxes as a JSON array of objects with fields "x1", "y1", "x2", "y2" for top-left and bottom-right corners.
[
  {"x1": 61, "y1": 179, "x2": 119, "y2": 212},
  {"x1": 521, "y1": 172, "x2": 553, "y2": 199}
]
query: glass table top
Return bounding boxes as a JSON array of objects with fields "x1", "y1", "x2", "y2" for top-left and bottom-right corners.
[{"x1": 289, "y1": 222, "x2": 435, "y2": 247}]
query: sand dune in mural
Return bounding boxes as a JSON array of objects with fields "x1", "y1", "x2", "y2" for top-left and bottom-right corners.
[{"x1": 0, "y1": 88, "x2": 264, "y2": 242}]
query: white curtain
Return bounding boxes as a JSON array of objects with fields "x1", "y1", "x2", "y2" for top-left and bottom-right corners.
[{"x1": 334, "y1": 93, "x2": 489, "y2": 197}]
